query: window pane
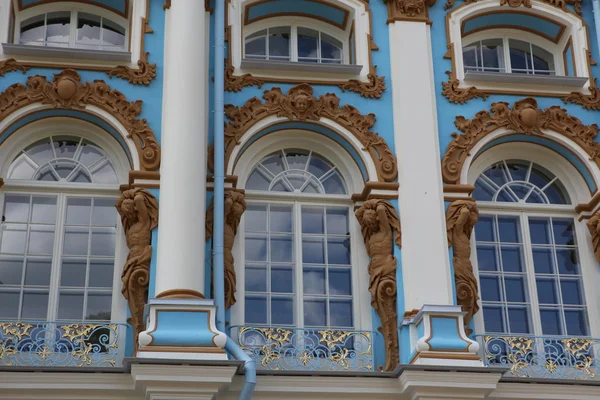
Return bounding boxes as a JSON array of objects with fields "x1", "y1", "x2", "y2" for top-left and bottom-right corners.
[
  {"x1": 66, "y1": 198, "x2": 92, "y2": 225},
  {"x1": 90, "y1": 227, "x2": 116, "y2": 256},
  {"x1": 3, "y1": 195, "x2": 30, "y2": 223},
  {"x1": 245, "y1": 30, "x2": 266, "y2": 57},
  {"x1": 271, "y1": 235, "x2": 292, "y2": 262},
  {"x1": 560, "y1": 279, "x2": 583, "y2": 305},
  {"x1": 63, "y1": 226, "x2": 89, "y2": 256},
  {"x1": 476, "y1": 245, "x2": 499, "y2": 271},
  {"x1": 540, "y1": 308, "x2": 563, "y2": 335},
  {"x1": 462, "y1": 46, "x2": 478, "y2": 70},
  {"x1": 0, "y1": 257, "x2": 23, "y2": 285},
  {"x1": 326, "y1": 208, "x2": 348, "y2": 235},
  {"x1": 529, "y1": 218, "x2": 551, "y2": 244},
  {"x1": 28, "y1": 225, "x2": 55, "y2": 254},
  {"x1": 504, "y1": 276, "x2": 526, "y2": 302},
  {"x1": 329, "y1": 268, "x2": 352, "y2": 295},
  {"x1": 31, "y1": 196, "x2": 56, "y2": 224},
  {"x1": 328, "y1": 237, "x2": 350, "y2": 265},
  {"x1": 536, "y1": 278, "x2": 559, "y2": 304},
  {"x1": 565, "y1": 309, "x2": 588, "y2": 336},
  {"x1": 245, "y1": 205, "x2": 267, "y2": 232},
  {"x1": 89, "y1": 259, "x2": 114, "y2": 288},
  {"x1": 480, "y1": 275, "x2": 502, "y2": 302},
  {"x1": 58, "y1": 292, "x2": 84, "y2": 320},
  {"x1": 245, "y1": 237, "x2": 267, "y2": 261},
  {"x1": 480, "y1": 39, "x2": 504, "y2": 72},
  {"x1": 45, "y1": 12, "x2": 71, "y2": 44},
  {"x1": 271, "y1": 265, "x2": 293, "y2": 293},
  {"x1": 483, "y1": 305, "x2": 505, "y2": 332},
  {"x1": 330, "y1": 299, "x2": 352, "y2": 327},
  {"x1": 532, "y1": 247, "x2": 555, "y2": 274},
  {"x1": 24, "y1": 259, "x2": 51, "y2": 286},
  {"x1": 302, "y1": 237, "x2": 325, "y2": 264},
  {"x1": 86, "y1": 293, "x2": 112, "y2": 320},
  {"x1": 507, "y1": 307, "x2": 530, "y2": 334},
  {"x1": 245, "y1": 295, "x2": 267, "y2": 324},
  {"x1": 322, "y1": 173, "x2": 346, "y2": 194},
  {"x1": 304, "y1": 298, "x2": 326, "y2": 326},
  {"x1": 0, "y1": 225, "x2": 27, "y2": 254},
  {"x1": 61, "y1": 259, "x2": 87, "y2": 287},
  {"x1": 268, "y1": 26, "x2": 290, "y2": 59},
  {"x1": 498, "y1": 216, "x2": 520, "y2": 243},
  {"x1": 303, "y1": 266, "x2": 326, "y2": 295},
  {"x1": 270, "y1": 205, "x2": 292, "y2": 233},
  {"x1": 245, "y1": 264, "x2": 267, "y2": 292},
  {"x1": 0, "y1": 291, "x2": 19, "y2": 318},
  {"x1": 302, "y1": 207, "x2": 324, "y2": 234},
  {"x1": 553, "y1": 219, "x2": 576, "y2": 246},
  {"x1": 501, "y1": 245, "x2": 523, "y2": 272},
  {"x1": 298, "y1": 27, "x2": 319, "y2": 59},
  {"x1": 556, "y1": 248, "x2": 579, "y2": 275},
  {"x1": 92, "y1": 198, "x2": 117, "y2": 226},
  {"x1": 20, "y1": 14, "x2": 45, "y2": 42},
  {"x1": 321, "y1": 32, "x2": 342, "y2": 61},
  {"x1": 475, "y1": 216, "x2": 494, "y2": 242},
  {"x1": 77, "y1": 12, "x2": 101, "y2": 48},
  {"x1": 271, "y1": 296, "x2": 293, "y2": 325},
  {"x1": 102, "y1": 18, "x2": 125, "y2": 48},
  {"x1": 509, "y1": 39, "x2": 532, "y2": 73},
  {"x1": 22, "y1": 292, "x2": 48, "y2": 319}
]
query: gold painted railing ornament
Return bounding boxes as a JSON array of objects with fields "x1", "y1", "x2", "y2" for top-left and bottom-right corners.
[
  {"x1": 355, "y1": 199, "x2": 401, "y2": 371},
  {"x1": 116, "y1": 189, "x2": 159, "y2": 351}
]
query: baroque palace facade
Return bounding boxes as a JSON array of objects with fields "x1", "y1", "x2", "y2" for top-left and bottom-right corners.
[{"x1": 1, "y1": 0, "x2": 600, "y2": 399}]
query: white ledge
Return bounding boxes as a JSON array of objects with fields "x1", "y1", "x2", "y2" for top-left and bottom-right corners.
[
  {"x1": 240, "y1": 59, "x2": 363, "y2": 75},
  {"x1": 2, "y1": 43, "x2": 131, "y2": 62},
  {"x1": 464, "y1": 71, "x2": 589, "y2": 88}
]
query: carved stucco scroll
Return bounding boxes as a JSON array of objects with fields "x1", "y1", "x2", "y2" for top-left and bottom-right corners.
[
  {"x1": 446, "y1": 200, "x2": 479, "y2": 335},
  {"x1": 208, "y1": 84, "x2": 398, "y2": 182},
  {"x1": 116, "y1": 189, "x2": 159, "y2": 351},
  {"x1": 224, "y1": 63, "x2": 264, "y2": 92},
  {"x1": 356, "y1": 199, "x2": 401, "y2": 371},
  {"x1": 444, "y1": 0, "x2": 582, "y2": 14},
  {"x1": 384, "y1": 0, "x2": 437, "y2": 22},
  {"x1": 206, "y1": 191, "x2": 247, "y2": 309},
  {"x1": 442, "y1": 70, "x2": 488, "y2": 104},
  {"x1": 441, "y1": 97, "x2": 600, "y2": 184},
  {"x1": 587, "y1": 211, "x2": 600, "y2": 264},
  {"x1": 107, "y1": 52, "x2": 157, "y2": 85},
  {"x1": 0, "y1": 69, "x2": 161, "y2": 171},
  {"x1": 0, "y1": 59, "x2": 29, "y2": 76},
  {"x1": 338, "y1": 67, "x2": 387, "y2": 99}
]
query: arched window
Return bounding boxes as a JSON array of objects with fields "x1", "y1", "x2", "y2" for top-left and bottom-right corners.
[
  {"x1": 463, "y1": 37, "x2": 556, "y2": 75},
  {"x1": 473, "y1": 160, "x2": 589, "y2": 337},
  {"x1": 0, "y1": 136, "x2": 121, "y2": 322},
  {"x1": 17, "y1": 10, "x2": 126, "y2": 51},
  {"x1": 241, "y1": 149, "x2": 354, "y2": 329}
]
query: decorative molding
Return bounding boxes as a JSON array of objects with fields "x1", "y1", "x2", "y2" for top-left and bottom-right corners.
[
  {"x1": 116, "y1": 189, "x2": 159, "y2": 352},
  {"x1": 446, "y1": 200, "x2": 480, "y2": 335},
  {"x1": 355, "y1": 199, "x2": 401, "y2": 371},
  {"x1": 441, "y1": 97, "x2": 600, "y2": 184},
  {"x1": 338, "y1": 67, "x2": 386, "y2": 99},
  {"x1": 384, "y1": 0, "x2": 436, "y2": 23},
  {"x1": 444, "y1": 0, "x2": 582, "y2": 14},
  {"x1": 224, "y1": 63, "x2": 264, "y2": 92},
  {"x1": 0, "y1": 58, "x2": 28, "y2": 76},
  {"x1": 587, "y1": 211, "x2": 600, "y2": 263},
  {"x1": 107, "y1": 52, "x2": 157, "y2": 85},
  {"x1": 208, "y1": 84, "x2": 398, "y2": 182},
  {"x1": 562, "y1": 78, "x2": 600, "y2": 110},
  {"x1": 442, "y1": 71, "x2": 488, "y2": 104},
  {"x1": 0, "y1": 70, "x2": 161, "y2": 171},
  {"x1": 206, "y1": 191, "x2": 247, "y2": 309}
]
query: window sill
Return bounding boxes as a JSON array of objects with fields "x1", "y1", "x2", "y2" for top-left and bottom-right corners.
[
  {"x1": 464, "y1": 71, "x2": 588, "y2": 89},
  {"x1": 2, "y1": 43, "x2": 131, "y2": 63},
  {"x1": 241, "y1": 59, "x2": 363, "y2": 76}
]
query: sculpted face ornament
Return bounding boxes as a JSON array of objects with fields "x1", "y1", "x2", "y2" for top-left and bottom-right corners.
[
  {"x1": 356, "y1": 199, "x2": 401, "y2": 371},
  {"x1": 116, "y1": 189, "x2": 158, "y2": 351}
]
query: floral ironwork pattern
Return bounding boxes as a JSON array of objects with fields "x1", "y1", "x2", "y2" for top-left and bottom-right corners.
[
  {"x1": 0, "y1": 321, "x2": 123, "y2": 367},
  {"x1": 233, "y1": 326, "x2": 375, "y2": 371},
  {"x1": 479, "y1": 335, "x2": 600, "y2": 380}
]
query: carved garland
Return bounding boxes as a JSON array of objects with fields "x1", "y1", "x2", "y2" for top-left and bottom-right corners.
[
  {"x1": 446, "y1": 200, "x2": 480, "y2": 335},
  {"x1": 206, "y1": 191, "x2": 247, "y2": 310},
  {"x1": 444, "y1": 0, "x2": 582, "y2": 14},
  {"x1": 355, "y1": 199, "x2": 401, "y2": 371},
  {"x1": 116, "y1": 189, "x2": 159, "y2": 352},
  {"x1": 208, "y1": 84, "x2": 398, "y2": 182},
  {"x1": 441, "y1": 97, "x2": 600, "y2": 184},
  {"x1": 0, "y1": 70, "x2": 161, "y2": 171}
]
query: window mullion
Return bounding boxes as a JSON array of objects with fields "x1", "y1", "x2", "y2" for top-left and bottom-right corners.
[
  {"x1": 503, "y1": 37, "x2": 512, "y2": 73},
  {"x1": 47, "y1": 193, "x2": 66, "y2": 322},
  {"x1": 521, "y1": 212, "x2": 543, "y2": 336},
  {"x1": 291, "y1": 25, "x2": 298, "y2": 62},
  {"x1": 70, "y1": 11, "x2": 77, "y2": 48},
  {"x1": 294, "y1": 201, "x2": 304, "y2": 329}
]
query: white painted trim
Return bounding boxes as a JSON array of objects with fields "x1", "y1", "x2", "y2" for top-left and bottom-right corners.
[{"x1": 447, "y1": 0, "x2": 591, "y2": 94}]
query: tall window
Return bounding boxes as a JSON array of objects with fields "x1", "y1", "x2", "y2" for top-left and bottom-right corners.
[
  {"x1": 0, "y1": 136, "x2": 120, "y2": 322},
  {"x1": 473, "y1": 160, "x2": 589, "y2": 337},
  {"x1": 242, "y1": 149, "x2": 354, "y2": 329}
]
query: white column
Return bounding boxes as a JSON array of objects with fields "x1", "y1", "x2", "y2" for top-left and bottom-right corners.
[
  {"x1": 156, "y1": 0, "x2": 208, "y2": 298},
  {"x1": 389, "y1": 21, "x2": 453, "y2": 310}
]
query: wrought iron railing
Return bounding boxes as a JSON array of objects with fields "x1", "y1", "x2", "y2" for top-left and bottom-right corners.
[
  {"x1": 477, "y1": 334, "x2": 600, "y2": 380},
  {"x1": 230, "y1": 326, "x2": 376, "y2": 372},
  {"x1": 0, "y1": 321, "x2": 126, "y2": 367}
]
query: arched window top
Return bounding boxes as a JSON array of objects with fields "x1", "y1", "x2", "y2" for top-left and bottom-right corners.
[
  {"x1": 246, "y1": 149, "x2": 347, "y2": 194},
  {"x1": 473, "y1": 160, "x2": 570, "y2": 204},
  {"x1": 7, "y1": 136, "x2": 119, "y2": 184}
]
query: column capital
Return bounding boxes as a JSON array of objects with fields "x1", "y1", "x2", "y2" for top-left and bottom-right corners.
[{"x1": 384, "y1": 0, "x2": 437, "y2": 24}]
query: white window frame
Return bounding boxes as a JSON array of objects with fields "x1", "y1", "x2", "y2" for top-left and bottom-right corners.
[
  {"x1": 447, "y1": 0, "x2": 592, "y2": 94},
  {"x1": 468, "y1": 147, "x2": 600, "y2": 339},
  {"x1": 244, "y1": 20, "x2": 347, "y2": 64},
  {"x1": 230, "y1": 136, "x2": 372, "y2": 333},
  {"x1": 0, "y1": 120, "x2": 130, "y2": 326},
  {"x1": 463, "y1": 31, "x2": 562, "y2": 76}
]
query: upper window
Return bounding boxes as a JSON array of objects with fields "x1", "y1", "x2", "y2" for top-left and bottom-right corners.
[
  {"x1": 245, "y1": 25, "x2": 344, "y2": 64},
  {"x1": 463, "y1": 38, "x2": 556, "y2": 75},
  {"x1": 0, "y1": 136, "x2": 120, "y2": 323},
  {"x1": 473, "y1": 160, "x2": 589, "y2": 338},
  {"x1": 241, "y1": 149, "x2": 355, "y2": 329},
  {"x1": 18, "y1": 10, "x2": 126, "y2": 51}
]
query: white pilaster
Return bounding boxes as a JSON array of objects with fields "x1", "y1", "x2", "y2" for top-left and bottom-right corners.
[
  {"x1": 156, "y1": 0, "x2": 208, "y2": 298},
  {"x1": 389, "y1": 21, "x2": 453, "y2": 310}
]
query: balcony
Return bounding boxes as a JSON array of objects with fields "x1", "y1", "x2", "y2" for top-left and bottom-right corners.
[
  {"x1": 230, "y1": 326, "x2": 377, "y2": 372},
  {"x1": 477, "y1": 334, "x2": 600, "y2": 380},
  {"x1": 0, "y1": 321, "x2": 126, "y2": 368}
]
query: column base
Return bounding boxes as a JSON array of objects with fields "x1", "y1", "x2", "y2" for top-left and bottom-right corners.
[
  {"x1": 404, "y1": 305, "x2": 482, "y2": 367},
  {"x1": 138, "y1": 298, "x2": 228, "y2": 360}
]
